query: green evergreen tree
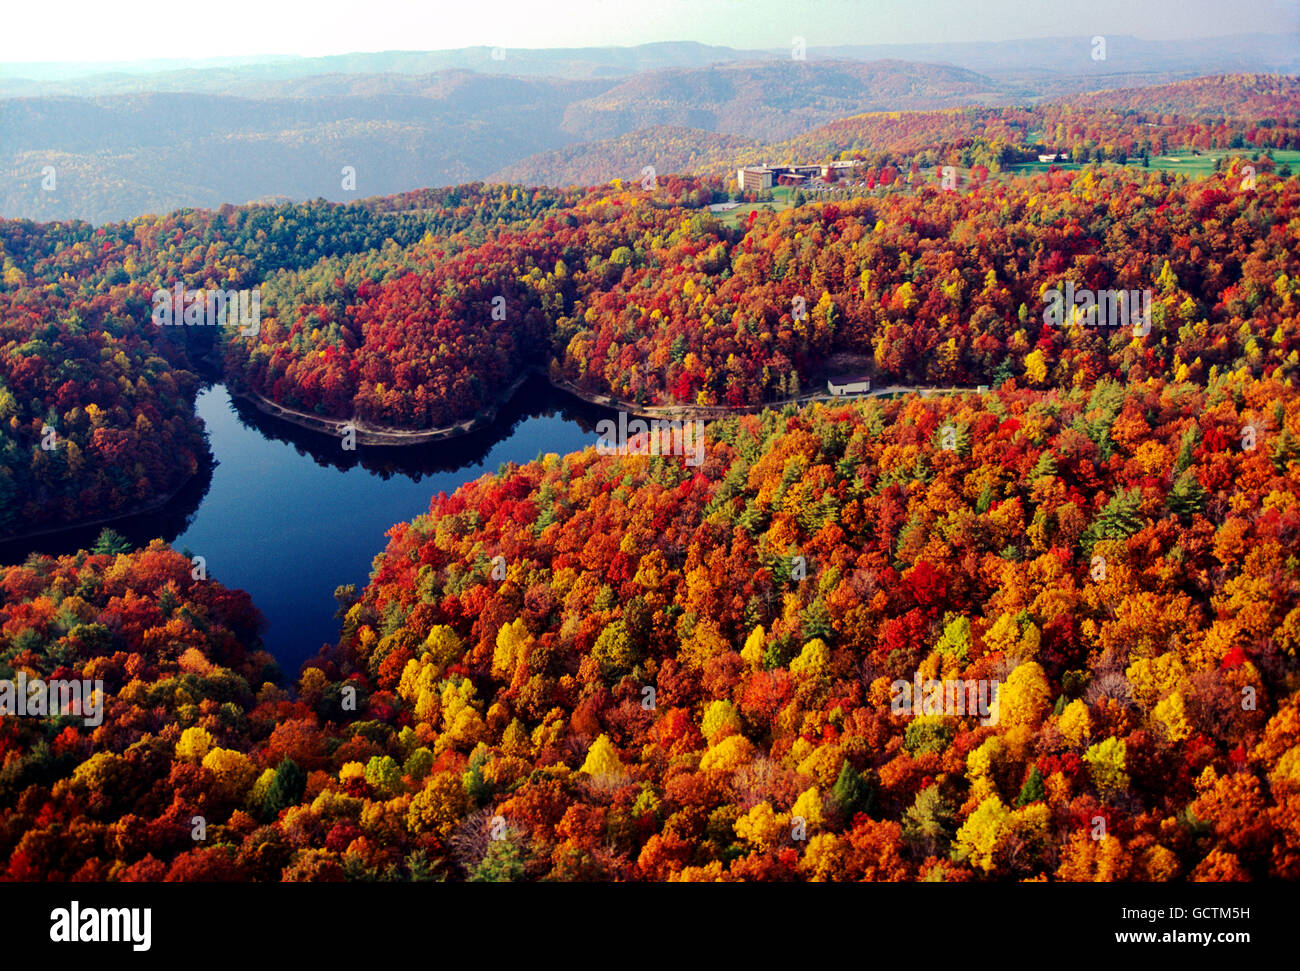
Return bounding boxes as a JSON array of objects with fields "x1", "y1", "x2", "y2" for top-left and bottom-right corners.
[
  {"x1": 1167, "y1": 468, "x2": 1207, "y2": 521},
  {"x1": 830, "y1": 760, "x2": 873, "y2": 819},
  {"x1": 1271, "y1": 427, "x2": 1300, "y2": 474},
  {"x1": 1030, "y1": 451, "x2": 1058, "y2": 481},
  {"x1": 1016, "y1": 766, "x2": 1046, "y2": 807},
  {"x1": 801, "y1": 598, "x2": 834, "y2": 641},
  {"x1": 1082, "y1": 488, "x2": 1144, "y2": 552},
  {"x1": 1174, "y1": 423, "x2": 1199, "y2": 473},
  {"x1": 92, "y1": 528, "x2": 132, "y2": 556},
  {"x1": 469, "y1": 838, "x2": 526, "y2": 882},
  {"x1": 903, "y1": 784, "x2": 955, "y2": 853},
  {"x1": 463, "y1": 745, "x2": 492, "y2": 805},
  {"x1": 263, "y1": 759, "x2": 306, "y2": 819}
]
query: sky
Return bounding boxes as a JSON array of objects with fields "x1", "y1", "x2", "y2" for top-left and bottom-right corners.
[{"x1": 2, "y1": 0, "x2": 1297, "y2": 64}]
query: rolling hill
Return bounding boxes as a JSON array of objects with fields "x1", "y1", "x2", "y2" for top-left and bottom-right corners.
[
  {"x1": 5, "y1": 58, "x2": 1299, "y2": 224},
  {"x1": 557, "y1": 59, "x2": 1021, "y2": 142},
  {"x1": 0, "y1": 75, "x2": 602, "y2": 222},
  {"x1": 0, "y1": 59, "x2": 1020, "y2": 222},
  {"x1": 491, "y1": 125, "x2": 756, "y2": 187}
]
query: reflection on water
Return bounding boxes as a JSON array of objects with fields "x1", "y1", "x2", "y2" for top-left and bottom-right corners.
[
  {"x1": 225, "y1": 372, "x2": 614, "y2": 479},
  {"x1": 0, "y1": 457, "x2": 215, "y2": 561},
  {"x1": 2, "y1": 374, "x2": 617, "y2": 673}
]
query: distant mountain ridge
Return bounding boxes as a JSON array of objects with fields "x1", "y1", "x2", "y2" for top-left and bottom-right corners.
[
  {"x1": 2, "y1": 58, "x2": 1024, "y2": 222},
  {"x1": 4, "y1": 32, "x2": 1296, "y2": 96},
  {"x1": 558, "y1": 60, "x2": 1018, "y2": 142},
  {"x1": 1054, "y1": 73, "x2": 1300, "y2": 114}
]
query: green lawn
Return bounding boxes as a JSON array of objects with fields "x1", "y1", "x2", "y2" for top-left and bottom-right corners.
[
  {"x1": 1009, "y1": 149, "x2": 1300, "y2": 179},
  {"x1": 717, "y1": 186, "x2": 795, "y2": 228}
]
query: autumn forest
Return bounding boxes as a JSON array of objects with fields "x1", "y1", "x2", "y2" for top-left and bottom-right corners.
[{"x1": 2, "y1": 65, "x2": 1300, "y2": 888}]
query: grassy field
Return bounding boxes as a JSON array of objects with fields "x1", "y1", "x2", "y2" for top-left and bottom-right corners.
[
  {"x1": 717, "y1": 186, "x2": 795, "y2": 228},
  {"x1": 1009, "y1": 149, "x2": 1300, "y2": 179}
]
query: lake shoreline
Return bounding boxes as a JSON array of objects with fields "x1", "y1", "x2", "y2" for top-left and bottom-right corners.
[
  {"x1": 0, "y1": 473, "x2": 198, "y2": 548},
  {"x1": 229, "y1": 369, "x2": 929, "y2": 443},
  {"x1": 227, "y1": 370, "x2": 536, "y2": 445}
]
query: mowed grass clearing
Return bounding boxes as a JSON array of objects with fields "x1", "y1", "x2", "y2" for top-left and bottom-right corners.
[
  {"x1": 1009, "y1": 149, "x2": 1300, "y2": 179},
  {"x1": 717, "y1": 186, "x2": 795, "y2": 228}
]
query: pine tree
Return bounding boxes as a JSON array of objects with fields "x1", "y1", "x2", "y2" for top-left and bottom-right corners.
[
  {"x1": 1167, "y1": 468, "x2": 1207, "y2": 521},
  {"x1": 1030, "y1": 451, "x2": 1057, "y2": 481},
  {"x1": 830, "y1": 761, "x2": 873, "y2": 819},
  {"x1": 903, "y1": 784, "x2": 955, "y2": 854},
  {"x1": 1271, "y1": 427, "x2": 1300, "y2": 474},
  {"x1": 469, "y1": 838, "x2": 526, "y2": 882},
  {"x1": 1082, "y1": 488, "x2": 1144, "y2": 552},
  {"x1": 263, "y1": 759, "x2": 306, "y2": 819},
  {"x1": 1174, "y1": 423, "x2": 1199, "y2": 473},
  {"x1": 1016, "y1": 766, "x2": 1046, "y2": 807},
  {"x1": 463, "y1": 745, "x2": 492, "y2": 805},
  {"x1": 92, "y1": 528, "x2": 132, "y2": 556},
  {"x1": 801, "y1": 598, "x2": 834, "y2": 641}
]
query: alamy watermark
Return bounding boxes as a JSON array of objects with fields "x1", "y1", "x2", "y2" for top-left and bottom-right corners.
[
  {"x1": 1043, "y1": 284, "x2": 1151, "y2": 336},
  {"x1": 891, "y1": 675, "x2": 1000, "y2": 726},
  {"x1": 595, "y1": 413, "x2": 706, "y2": 466},
  {"x1": 0, "y1": 674, "x2": 103, "y2": 727},
  {"x1": 152, "y1": 284, "x2": 260, "y2": 336},
  {"x1": 50, "y1": 901, "x2": 150, "y2": 951}
]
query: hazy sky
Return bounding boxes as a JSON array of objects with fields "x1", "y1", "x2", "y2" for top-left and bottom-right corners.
[{"x1": 3, "y1": 0, "x2": 1297, "y2": 63}]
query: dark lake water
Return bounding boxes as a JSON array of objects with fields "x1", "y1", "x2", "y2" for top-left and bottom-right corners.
[{"x1": 1, "y1": 376, "x2": 615, "y2": 674}]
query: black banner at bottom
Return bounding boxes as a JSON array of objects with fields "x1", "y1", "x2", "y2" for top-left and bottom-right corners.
[{"x1": 2, "y1": 879, "x2": 1275, "y2": 961}]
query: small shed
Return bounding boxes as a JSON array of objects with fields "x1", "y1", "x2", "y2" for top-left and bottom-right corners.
[{"x1": 827, "y1": 374, "x2": 872, "y2": 396}]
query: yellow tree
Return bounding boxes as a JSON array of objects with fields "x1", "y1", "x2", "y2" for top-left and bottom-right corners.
[
  {"x1": 202, "y1": 748, "x2": 258, "y2": 801},
  {"x1": 492, "y1": 618, "x2": 532, "y2": 682},
  {"x1": 406, "y1": 771, "x2": 467, "y2": 838},
  {"x1": 1084, "y1": 737, "x2": 1129, "y2": 797},
  {"x1": 735, "y1": 801, "x2": 790, "y2": 850},
  {"x1": 701, "y1": 699, "x2": 741, "y2": 743},
  {"x1": 791, "y1": 786, "x2": 824, "y2": 832},
  {"x1": 580, "y1": 734, "x2": 626, "y2": 778},
  {"x1": 955, "y1": 794, "x2": 1011, "y2": 873},
  {"x1": 1059, "y1": 699, "x2": 1091, "y2": 747},
  {"x1": 999, "y1": 661, "x2": 1051, "y2": 729},
  {"x1": 175, "y1": 726, "x2": 215, "y2": 763}
]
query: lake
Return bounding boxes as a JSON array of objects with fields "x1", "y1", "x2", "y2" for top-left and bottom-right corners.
[{"x1": 0, "y1": 375, "x2": 616, "y2": 674}]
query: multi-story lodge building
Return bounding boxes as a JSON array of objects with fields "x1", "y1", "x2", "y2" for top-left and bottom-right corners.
[{"x1": 737, "y1": 160, "x2": 863, "y2": 192}]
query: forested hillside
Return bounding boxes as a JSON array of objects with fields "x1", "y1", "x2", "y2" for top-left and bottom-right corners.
[
  {"x1": 0, "y1": 79, "x2": 600, "y2": 223},
  {"x1": 6, "y1": 104, "x2": 1300, "y2": 535},
  {"x1": 558, "y1": 60, "x2": 1018, "y2": 142},
  {"x1": 0, "y1": 183, "x2": 584, "y2": 536},
  {"x1": 229, "y1": 160, "x2": 1300, "y2": 423},
  {"x1": 496, "y1": 74, "x2": 1300, "y2": 190},
  {"x1": 4, "y1": 375, "x2": 1300, "y2": 880},
  {"x1": 491, "y1": 126, "x2": 756, "y2": 189}
]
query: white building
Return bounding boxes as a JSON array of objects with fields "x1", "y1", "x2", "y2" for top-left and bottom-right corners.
[
  {"x1": 827, "y1": 375, "x2": 871, "y2": 396},
  {"x1": 737, "y1": 167, "x2": 774, "y2": 192}
]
